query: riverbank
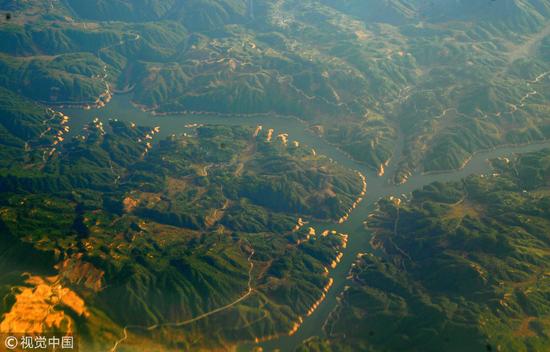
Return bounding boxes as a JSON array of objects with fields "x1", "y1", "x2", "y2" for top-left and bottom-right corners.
[
  {"x1": 420, "y1": 138, "x2": 550, "y2": 177},
  {"x1": 61, "y1": 95, "x2": 550, "y2": 352}
]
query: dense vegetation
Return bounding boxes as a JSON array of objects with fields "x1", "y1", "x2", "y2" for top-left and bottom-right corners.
[
  {"x1": 1, "y1": 1, "x2": 550, "y2": 351},
  {"x1": 0, "y1": 92, "x2": 361, "y2": 350},
  {"x1": 2, "y1": 0, "x2": 549, "y2": 175},
  {"x1": 311, "y1": 149, "x2": 550, "y2": 352}
]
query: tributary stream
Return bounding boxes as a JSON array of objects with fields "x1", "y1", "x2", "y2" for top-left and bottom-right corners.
[{"x1": 63, "y1": 95, "x2": 550, "y2": 351}]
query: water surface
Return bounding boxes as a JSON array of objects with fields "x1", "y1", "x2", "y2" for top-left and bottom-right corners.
[{"x1": 62, "y1": 96, "x2": 550, "y2": 351}]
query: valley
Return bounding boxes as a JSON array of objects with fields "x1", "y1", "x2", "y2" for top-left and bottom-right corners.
[
  {"x1": 314, "y1": 148, "x2": 550, "y2": 352},
  {"x1": 1, "y1": 0, "x2": 549, "y2": 351},
  {"x1": 60, "y1": 93, "x2": 550, "y2": 351}
]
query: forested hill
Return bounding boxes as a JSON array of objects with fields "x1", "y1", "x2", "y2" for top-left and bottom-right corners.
[
  {"x1": 1, "y1": 0, "x2": 549, "y2": 175},
  {"x1": 306, "y1": 149, "x2": 550, "y2": 352},
  {"x1": 0, "y1": 90, "x2": 362, "y2": 350}
]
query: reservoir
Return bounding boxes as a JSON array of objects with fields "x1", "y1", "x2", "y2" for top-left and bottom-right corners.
[{"x1": 62, "y1": 95, "x2": 550, "y2": 351}]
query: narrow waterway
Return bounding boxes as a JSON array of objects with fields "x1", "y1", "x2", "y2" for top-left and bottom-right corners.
[{"x1": 62, "y1": 96, "x2": 550, "y2": 351}]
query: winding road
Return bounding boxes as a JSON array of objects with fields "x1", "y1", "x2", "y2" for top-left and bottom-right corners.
[
  {"x1": 16, "y1": 3, "x2": 550, "y2": 351},
  {"x1": 110, "y1": 249, "x2": 255, "y2": 352},
  {"x1": 54, "y1": 22, "x2": 550, "y2": 350},
  {"x1": 59, "y1": 87, "x2": 550, "y2": 352}
]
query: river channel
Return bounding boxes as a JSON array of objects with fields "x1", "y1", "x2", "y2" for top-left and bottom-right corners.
[{"x1": 62, "y1": 95, "x2": 550, "y2": 352}]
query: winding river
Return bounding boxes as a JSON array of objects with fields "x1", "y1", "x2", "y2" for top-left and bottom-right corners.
[{"x1": 62, "y1": 96, "x2": 550, "y2": 352}]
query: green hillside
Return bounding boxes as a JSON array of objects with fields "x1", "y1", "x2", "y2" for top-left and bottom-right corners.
[
  {"x1": 314, "y1": 149, "x2": 550, "y2": 352},
  {"x1": 1, "y1": 0, "x2": 550, "y2": 350},
  {"x1": 0, "y1": 94, "x2": 361, "y2": 350},
  {"x1": 2, "y1": 0, "x2": 548, "y2": 173}
]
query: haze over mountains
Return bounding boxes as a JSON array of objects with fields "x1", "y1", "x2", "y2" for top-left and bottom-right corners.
[
  {"x1": 0, "y1": 0, "x2": 549, "y2": 351},
  {"x1": 2, "y1": 0, "x2": 550, "y2": 177}
]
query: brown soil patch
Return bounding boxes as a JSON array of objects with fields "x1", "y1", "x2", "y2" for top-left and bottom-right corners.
[
  {"x1": 57, "y1": 255, "x2": 105, "y2": 292},
  {"x1": 444, "y1": 200, "x2": 483, "y2": 221},
  {"x1": 0, "y1": 276, "x2": 88, "y2": 334},
  {"x1": 123, "y1": 196, "x2": 139, "y2": 213},
  {"x1": 514, "y1": 316, "x2": 537, "y2": 337},
  {"x1": 355, "y1": 30, "x2": 370, "y2": 41},
  {"x1": 166, "y1": 177, "x2": 190, "y2": 196}
]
